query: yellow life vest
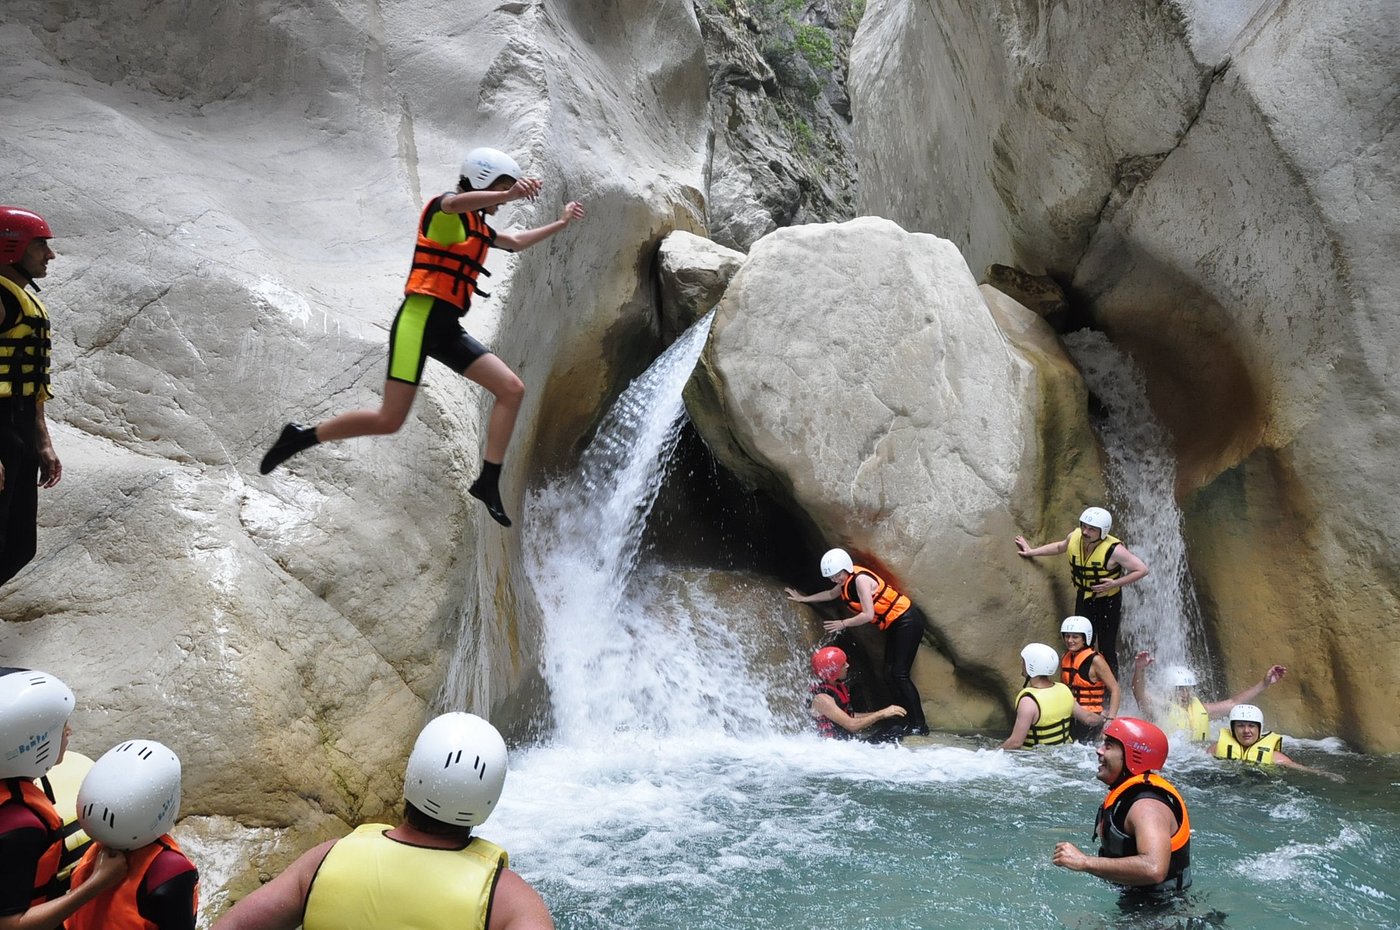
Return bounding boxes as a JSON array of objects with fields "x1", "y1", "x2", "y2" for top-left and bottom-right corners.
[
  {"x1": 1214, "y1": 730, "x2": 1282, "y2": 765},
  {"x1": 303, "y1": 824, "x2": 508, "y2": 930},
  {"x1": 1067, "y1": 528, "x2": 1122, "y2": 599},
  {"x1": 0, "y1": 275, "x2": 52, "y2": 400},
  {"x1": 1165, "y1": 697, "x2": 1210, "y2": 742},
  {"x1": 1014, "y1": 682, "x2": 1075, "y2": 747}
]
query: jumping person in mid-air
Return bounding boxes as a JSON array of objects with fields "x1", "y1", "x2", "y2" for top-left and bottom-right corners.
[{"x1": 259, "y1": 147, "x2": 586, "y2": 528}]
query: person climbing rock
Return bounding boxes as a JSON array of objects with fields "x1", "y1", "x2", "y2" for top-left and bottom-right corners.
[
  {"x1": 212, "y1": 713, "x2": 552, "y2": 930},
  {"x1": 259, "y1": 148, "x2": 586, "y2": 528},
  {"x1": 785, "y1": 548, "x2": 930, "y2": 736},
  {"x1": 1052, "y1": 717, "x2": 1192, "y2": 895},
  {"x1": 1001, "y1": 643, "x2": 1097, "y2": 749},
  {"x1": 808, "y1": 646, "x2": 907, "y2": 741},
  {"x1": 1014, "y1": 506, "x2": 1149, "y2": 673},
  {"x1": 1131, "y1": 651, "x2": 1287, "y2": 742},
  {"x1": 0, "y1": 207, "x2": 63, "y2": 587},
  {"x1": 1059, "y1": 616, "x2": 1121, "y2": 743}
]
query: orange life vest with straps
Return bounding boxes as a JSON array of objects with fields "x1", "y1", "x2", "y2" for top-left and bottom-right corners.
[
  {"x1": 1095, "y1": 772, "x2": 1192, "y2": 893},
  {"x1": 1060, "y1": 648, "x2": 1107, "y2": 712},
  {"x1": 840, "y1": 566, "x2": 911, "y2": 631},
  {"x1": 3, "y1": 778, "x2": 65, "y2": 906},
  {"x1": 66, "y1": 834, "x2": 198, "y2": 930},
  {"x1": 403, "y1": 197, "x2": 496, "y2": 313}
]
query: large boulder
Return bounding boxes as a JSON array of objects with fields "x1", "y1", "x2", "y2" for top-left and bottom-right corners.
[{"x1": 687, "y1": 218, "x2": 1103, "y2": 725}]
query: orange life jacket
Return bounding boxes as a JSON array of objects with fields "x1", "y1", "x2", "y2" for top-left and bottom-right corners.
[
  {"x1": 66, "y1": 835, "x2": 198, "y2": 930},
  {"x1": 1060, "y1": 648, "x2": 1107, "y2": 713},
  {"x1": 840, "y1": 566, "x2": 912, "y2": 631},
  {"x1": 1095, "y1": 773, "x2": 1192, "y2": 893},
  {"x1": 403, "y1": 198, "x2": 495, "y2": 313},
  {"x1": 4, "y1": 778, "x2": 65, "y2": 906}
]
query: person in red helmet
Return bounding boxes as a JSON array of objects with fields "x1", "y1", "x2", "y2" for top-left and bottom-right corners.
[
  {"x1": 0, "y1": 207, "x2": 62, "y2": 587},
  {"x1": 808, "y1": 646, "x2": 907, "y2": 740},
  {"x1": 1052, "y1": 717, "x2": 1192, "y2": 894}
]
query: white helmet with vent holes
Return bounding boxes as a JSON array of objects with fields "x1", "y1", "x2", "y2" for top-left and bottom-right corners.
[{"x1": 403, "y1": 713, "x2": 507, "y2": 828}]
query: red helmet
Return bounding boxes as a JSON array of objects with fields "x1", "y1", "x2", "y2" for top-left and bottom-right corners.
[
  {"x1": 811, "y1": 646, "x2": 847, "y2": 682},
  {"x1": 1103, "y1": 717, "x2": 1168, "y2": 775},
  {"x1": 0, "y1": 207, "x2": 53, "y2": 265}
]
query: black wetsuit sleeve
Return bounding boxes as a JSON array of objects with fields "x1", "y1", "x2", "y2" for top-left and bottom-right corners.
[
  {"x1": 0, "y1": 826, "x2": 47, "y2": 915},
  {"x1": 137, "y1": 868, "x2": 199, "y2": 930},
  {"x1": 0, "y1": 286, "x2": 21, "y2": 332}
]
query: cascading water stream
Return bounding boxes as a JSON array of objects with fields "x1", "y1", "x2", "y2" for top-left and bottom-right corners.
[{"x1": 1062, "y1": 331, "x2": 1210, "y2": 685}]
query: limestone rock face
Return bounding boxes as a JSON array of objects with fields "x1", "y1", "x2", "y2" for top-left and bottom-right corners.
[
  {"x1": 657, "y1": 231, "x2": 745, "y2": 341},
  {"x1": 688, "y1": 218, "x2": 1103, "y2": 720},
  {"x1": 848, "y1": 0, "x2": 1400, "y2": 750}
]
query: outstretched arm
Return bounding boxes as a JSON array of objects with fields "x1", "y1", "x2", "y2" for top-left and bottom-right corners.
[
  {"x1": 784, "y1": 584, "x2": 842, "y2": 605},
  {"x1": 495, "y1": 202, "x2": 586, "y2": 251},
  {"x1": 811, "y1": 694, "x2": 906, "y2": 734},
  {"x1": 440, "y1": 178, "x2": 541, "y2": 215},
  {"x1": 1273, "y1": 749, "x2": 1345, "y2": 783},
  {"x1": 1014, "y1": 534, "x2": 1070, "y2": 558},
  {"x1": 1131, "y1": 651, "x2": 1156, "y2": 719},
  {"x1": 1204, "y1": 665, "x2": 1287, "y2": 717}
]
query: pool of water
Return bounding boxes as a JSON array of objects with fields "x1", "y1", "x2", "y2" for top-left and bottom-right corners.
[{"x1": 490, "y1": 734, "x2": 1399, "y2": 930}]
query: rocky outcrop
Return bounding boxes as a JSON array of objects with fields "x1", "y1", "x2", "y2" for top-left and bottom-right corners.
[
  {"x1": 687, "y1": 218, "x2": 1104, "y2": 726},
  {"x1": 847, "y1": 0, "x2": 1400, "y2": 750}
]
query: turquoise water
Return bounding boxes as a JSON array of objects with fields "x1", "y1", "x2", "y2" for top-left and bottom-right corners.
[{"x1": 491, "y1": 735, "x2": 1399, "y2": 930}]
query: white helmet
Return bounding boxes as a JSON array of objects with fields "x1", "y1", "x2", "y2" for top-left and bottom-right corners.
[
  {"x1": 403, "y1": 713, "x2": 507, "y2": 829},
  {"x1": 459, "y1": 147, "x2": 522, "y2": 190},
  {"x1": 1060, "y1": 616, "x2": 1094, "y2": 645},
  {"x1": 819, "y1": 548, "x2": 854, "y2": 579},
  {"x1": 1167, "y1": 666, "x2": 1198, "y2": 688},
  {"x1": 1020, "y1": 643, "x2": 1060, "y2": 678},
  {"x1": 1229, "y1": 704, "x2": 1265, "y2": 726},
  {"x1": 0, "y1": 670, "x2": 74, "y2": 779},
  {"x1": 1079, "y1": 507, "x2": 1112, "y2": 533},
  {"x1": 77, "y1": 740, "x2": 181, "y2": 850}
]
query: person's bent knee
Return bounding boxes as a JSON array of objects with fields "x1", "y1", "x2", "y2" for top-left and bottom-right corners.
[{"x1": 497, "y1": 373, "x2": 526, "y2": 407}]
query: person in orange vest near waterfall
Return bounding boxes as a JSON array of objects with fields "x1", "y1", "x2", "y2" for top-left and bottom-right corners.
[
  {"x1": 1014, "y1": 506, "x2": 1149, "y2": 674},
  {"x1": 259, "y1": 147, "x2": 586, "y2": 529},
  {"x1": 785, "y1": 548, "x2": 929, "y2": 737}
]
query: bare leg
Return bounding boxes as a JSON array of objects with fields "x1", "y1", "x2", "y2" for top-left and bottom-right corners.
[
  {"x1": 462, "y1": 354, "x2": 525, "y2": 463},
  {"x1": 316, "y1": 379, "x2": 418, "y2": 442}
]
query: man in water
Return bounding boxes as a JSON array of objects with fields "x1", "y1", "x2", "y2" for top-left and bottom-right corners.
[
  {"x1": 1052, "y1": 717, "x2": 1191, "y2": 894},
  {"x1": 785, "y1": 548, "x2": 930, "y2": 736},
  {"x1": 0, "y1": 207, "x2": 63, "y2": 587},
  {"x1": 212, "y1": 712, "x2": 551, "y2": 930},
  {"x1": 1059, "y1": 616, "x2": 1121, "y2": 742},
  {"x1": 1014, "y1": 507, "x2": 1149, "y2": 673},
  {"x1": 1001, "y1": 643, "x2": 1098, "y2": 749},
  {"x1": 808, "y1": 645, "x2": 907, "y2": 740},
  {"x1": 1131, "y1": 650, "x2": 1287, "y2": 742},
  {"x1": 259, "y1": 147, "x2": 586, "y2": 528},
  {"x1": 1213, "y1": 704, "x2": 1343, "y2": 781}
]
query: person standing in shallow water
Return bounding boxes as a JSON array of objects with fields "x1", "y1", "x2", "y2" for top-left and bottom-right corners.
[
  {"x1": 785, "y1": 548, "x2": 930, "y2": 736},
  {"x1": 259, "y1": 147, "x2": 586, "y2": 528},
  {"x1": 1014, "y1": 506, "x2": 1149, "y2": 673}
]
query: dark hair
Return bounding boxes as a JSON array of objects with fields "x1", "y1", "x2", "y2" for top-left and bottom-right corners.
[{"x1": 403, "y1": 801, "x2": 474, "y2": 842}]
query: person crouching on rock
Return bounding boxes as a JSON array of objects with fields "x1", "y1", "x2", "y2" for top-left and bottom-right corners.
[
  {"x1": 1052, "y1": 718, "x2": 1192, "y2": 895},
  {"x1": 1001, "y1": 643, "x2": 1097, "y2": 749},
  {"x1": 809, "y1": 646, "x2": 907, "y2": 741},
  {"x1": 65, "y1": 740, "x2": 199, "y2": 930},
  {"x1": 785, "y1": 548, "x2": 930, "y2": 736},
  {"x1": 259, "y1": 147, "x2": 586, "y2": 529}
]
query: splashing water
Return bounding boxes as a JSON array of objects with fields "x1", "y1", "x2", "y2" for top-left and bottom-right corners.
[{"x1": 1062, "y1": 331, "x2": 1210, "y2": 689}]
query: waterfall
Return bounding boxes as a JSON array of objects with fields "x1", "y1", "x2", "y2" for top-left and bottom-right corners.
[
  {"x1": 1062, "y1": 331, "x2": 1210, "y2": 683},
  {"x1": 522, "y1": 310, "x2": 788, "y2": 740}
]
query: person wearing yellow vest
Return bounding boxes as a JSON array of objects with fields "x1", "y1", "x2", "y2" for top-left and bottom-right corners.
[
  {"x1": 259, "y1": 148, "x2": 586, "y2": 529},
  {"x1": 1131, "y1": 650, "x2": 1287, "y2": 742},
  {"x1": 65, "y1": 740, "x2": 197, "y2": 930},
  {"x1": 0, "y1": 670, "x2": 127, "y2": 930},
  {"x1": 1014, "y1": 507, "x2": 1149, "y2": 673},
  {"x1": 1052, "y1": 717, "x2": 1192, "y2": 895},
  {"x1": 785, "y1": 548, "x2": 930, "y2": 736},
  {"x1": 212, "y1": 713, "x2": 552, "y2": 930},
  {"x1": 1214, "y1": 704, "x2": 1344, "y2": 781},
  {"x1": 0, "y1": 207, "x2": 64, "y2": 587},
  {"x1": 1058, "y1": 616, "x2": 1120, "y2": 742},
  {"x1": 1001, "y1": 643, "x2": 1097, "y2": 749}
]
